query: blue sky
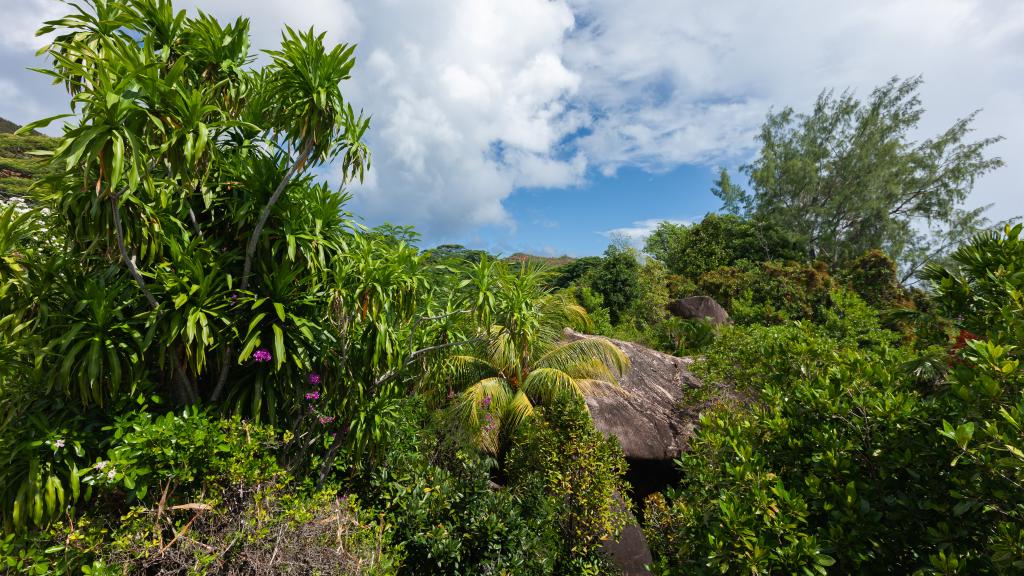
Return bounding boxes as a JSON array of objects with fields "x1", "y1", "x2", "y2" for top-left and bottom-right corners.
[
  {"x1": 3, "y1": 0, "x2": 1022, "y2": 257},
  {"x1": 474, "y1": 165, "x2": 721, "y2": 257}
]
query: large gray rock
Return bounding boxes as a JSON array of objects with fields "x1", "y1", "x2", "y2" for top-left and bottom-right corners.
[
  {"x1": 666, "y1": 296, "x2": 730, "y2": 325},
  {"x1": 565, "y1": 329, "x2": 702, "y2": 461},
  {"x1": 602, "y1": 493, "x2": 654, "y2": 576}
]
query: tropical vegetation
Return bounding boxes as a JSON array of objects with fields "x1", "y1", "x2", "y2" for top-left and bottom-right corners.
[{"x1": 1, "y1": 0, "x2": 1021, "y2": 574}]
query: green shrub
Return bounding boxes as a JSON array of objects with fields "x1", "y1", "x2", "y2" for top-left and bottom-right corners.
[
  {"x1": 651, "y1": 336, "x2": 944, "y2": 573},
  {"x1": 651, "y1": 316, "x2": 716, "y2": 356},
  {"x1": 506, "y1": 398, "x2": 630, "y2": 571},
  {"x1": 919, "y1": 224, "x2": 1024, "y2": 572},
  {"x1": 644, "y1": 214, "x2": 803, "y2": 280},
  {"x1": 93, "y1": 408, "x2": 281, "y2": 502},
  {"x1": 839, "y1": 249, "x2": 908, "y2": 310},
  {"x1": 648, "y1": 226, "x2": 1024, "y2": 573},
  {"x1": 358, "y1": 399, "x2": 559, "y2": 576}
]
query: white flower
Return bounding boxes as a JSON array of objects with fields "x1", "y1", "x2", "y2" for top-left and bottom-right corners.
[
  {"x1": 94, "y1": 460, "x2": 108, "y2": 470},
  {"x1": 106, "y1": 468, "x2": 116, "y2": 480},
  {"x1": 54, "y1": 439, "x2": 65, "y2": 448}
]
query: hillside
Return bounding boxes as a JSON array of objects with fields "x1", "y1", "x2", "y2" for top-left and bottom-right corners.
[
  {"x1": 0, "y1": 117, "x2": 20, "y2": 134},
  {"x1": 0, "y1": 117, "x2": 56, "y2": 199},
  {"x1": 505, "y1": 252, "x2": 575, "y2": 267}
]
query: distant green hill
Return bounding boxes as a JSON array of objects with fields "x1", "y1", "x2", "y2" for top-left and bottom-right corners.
[
  {"x1": 0, "y1": 117, "x2": 20, "y2": 134},
  {"x1": 505, "y1": 252, "x2": 575, "y2": 268},
  {"x1": 0, "y1": 116, "x2": 56, "y2": 200}
]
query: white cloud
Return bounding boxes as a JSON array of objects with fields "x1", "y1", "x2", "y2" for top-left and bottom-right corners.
[
  {"x1": 1, "y1": 0, "x2": 65, "y2": 50},
  {"x1": 602, "y1": 218, "x2": 692, "y2": 249},
  {"x1": 340, "y1": 0, "x2": 583, "y2": 239},
  {"x1": 2, "y1": 0, "x2": 1022, "y2": 239},
  {"x1": 564, "y1": 0, "x2": 1024, "y2": 218}
]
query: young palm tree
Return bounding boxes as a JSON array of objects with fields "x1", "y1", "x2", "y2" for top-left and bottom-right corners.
[{"x1": 444, "y1": 258, "x2": 629, "y2": 453}]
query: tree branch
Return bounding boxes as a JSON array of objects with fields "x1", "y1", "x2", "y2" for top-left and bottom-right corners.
[
  {"x1": 110, "y1": 194, "x2": 196, "y2": 403},
  {"x1": 213, "y1": 142, "x2": 315, "y2": 402},
  {"x1": 370, "y1": 336, "x2": 483, "y2": 389},
  {"x1": 239, "y1": 141, "x2": 314, "y2": 292}
]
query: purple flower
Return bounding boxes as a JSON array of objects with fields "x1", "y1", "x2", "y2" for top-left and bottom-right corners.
[
  {"x1": 481, "y1": 395, "x2": 492, "y2": 409},
  {"x1": 54, "y1": 439, "x2": 65, "y2": 449},
  {"x1": 479, "y1": 412, "x2": 495, "y2": 430},
  {"x1": 319, "y1": 416, "x2": 335, "y2": 425},
  {"x1": 305, "y1": 390, "x2": 321, "y2": 401},
  {"x1": 308, "y1": 372, "x2": 321, "y2": 386},
  {"x1": 252, "y1": 348, "x2": 272, "y2": 363},
  {"x1": 340, "y1": 424, "x2": 350, "y2": 435}
]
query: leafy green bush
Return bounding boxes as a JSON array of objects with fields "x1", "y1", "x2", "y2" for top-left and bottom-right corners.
[
  {"x1": 591, "y1": 244, "x2": 641, "y2": 325},
  {"x1": 839, "y1": 249, "x2": 908, "y2": 310},
  {"x1": 651, "y1": 334, "x2": 944, "y2": 573},
  {"x1": 506, "y1": 398, "x2": 630, "y2": 571},
  {"x1": 644, "y1": 214, "x2": 802, "y2": 280},
  {"x1": 919, "y1": 224, "x2": 1024, "y2": 572},
  {"x1": 651, "y1": 316, "x2": 716, "y2": 356},
  {"x1": 2, "y1": 406, "x2": 401, "y2": 575},
  {"x1": 362, "y1": 400, "x2": 559, "y2": 576},
  {"x1": 698, "y1": 260, "x2": 834, "y2": 324},
  {"x1": 648, "y1": 226, "x2": 1024, "y2": 573}
]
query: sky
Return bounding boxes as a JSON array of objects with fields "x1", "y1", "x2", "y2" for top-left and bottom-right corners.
[{"x1": 2, "y1": 0, "x2": 1022, "y2": 256}]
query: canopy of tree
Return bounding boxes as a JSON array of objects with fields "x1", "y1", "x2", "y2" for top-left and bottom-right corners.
[{"x1": 718, "y1": 76, "x2": 1003, "y2": 279}]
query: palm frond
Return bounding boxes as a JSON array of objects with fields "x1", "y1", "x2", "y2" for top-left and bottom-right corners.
[
  {"x1": 486, "y1": 324, "x2": 518, "y2": 375},
  {"x1": 501, "y1": 389, "x2": 534, "y2": 440},
  {"x1": 445, "y1": 354, "x2": 500, "y2": 388},
  {"x1": 452, "y1": 376, "x2": 510, "y2": 454},
  {"x1": 534, "y1": 337, "x2": 629, "y2": 381},
  {"x1": 521, "y1": 367, "x2": 586, "y2": 405}
]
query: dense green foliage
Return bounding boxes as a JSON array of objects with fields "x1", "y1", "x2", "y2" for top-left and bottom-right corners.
[
  {"x1": 644, "y1": 213, "x2": 801, "y2": 282},
  {"x1": 2, "y1": 2, "x2": 1021, "y2": 574},
  {"x1": 723, "y1": 77, "x2": 1003, "y2": 276},
  {"x1": 0, "y1": 2, "x2": 630, "y2": 573},
  {"x1": 644, "y1": 225, "x2": 1024, "y2": 574}
]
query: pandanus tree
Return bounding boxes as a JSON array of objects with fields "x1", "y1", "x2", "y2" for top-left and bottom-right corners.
[
  {"x1": 442, "y1": 258, "x2": 630, "y2": 454},
  {"x1": 19, "y1": 0, "x2": 369, "y2": 414},
  {"x1": 1, "y1": 0, "x2": 377, "y2": 530}
]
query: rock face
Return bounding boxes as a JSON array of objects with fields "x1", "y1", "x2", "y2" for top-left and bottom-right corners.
[
  {"x1": 603, "y1": 493, "x2": 654, "y2": 576},
  {"x1": 565, "y1": 330, "x2": 706, "y2": 576},
  {"x1": 666, "y1": 295, "x2": 730, "y2": 325},
  {"x1": 566, "y1": 329, "x2": 702, "y2": 462}
]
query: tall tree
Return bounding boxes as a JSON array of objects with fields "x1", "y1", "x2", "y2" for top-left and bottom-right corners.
[
  {"x1": 592, "y1": 243, "x2": 641, "y2": 324},
  {"x1": 17, "y1": 0, "x2": 370, "y2": 411},
  {"x1": 726, "y1": 77, "x2": 1003, "y2": 277}
]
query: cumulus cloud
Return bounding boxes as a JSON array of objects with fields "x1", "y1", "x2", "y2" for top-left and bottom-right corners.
[
  {"x1": 564, "y1": 0, "x2": 1024, "y2": 216},
  {"x1": 1, "y1": 0, "x2": 65, "y2": 51},
  {"x1": 2, "y1": 0, "x2": 1022, "y2": 240},
  {"x1": 341, "y1": 0, "x2": 584, "y2": 239}
]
